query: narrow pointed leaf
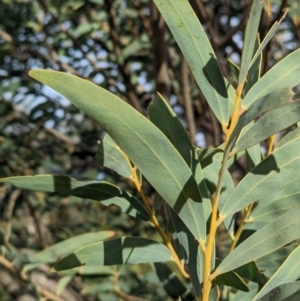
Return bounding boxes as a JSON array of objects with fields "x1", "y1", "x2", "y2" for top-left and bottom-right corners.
[
  {"x1": 153, "y1": 0, "x2": 229, "y2": 124},
  {"x1": 215, "y1": 258, "x2": 249, "y2": 292},
  {"x1": 216, "y1": 271, "x2": 249, "y2": 292},
  {"x1": 257, "y1": 282, "x2": 300, "y2": 301},
  {"x1": 244, "y1": 36, "x2": 262, "y2": 95},
  {"x1": 250, "y1": 177, "x2": 300, "y2": 223},
  {"x1": 230, "y1": 88, "x2": 293, "y2": 152},
  {"x1": 256, "y1": 245, "x2": 297, "y2": 278},
  {"x1": 170, "y1": 209, "x2": 203, "y2": 297},
  {"x1": 215, "y1": 205, "x2": 300, "y2": 275},
  {"x1": 52, "y1": 237, "x2": 173, "y2": 271},
  {"x1": 234, "y1": 261, "x2": 268, "y2": 285},
  {"x1": 230, "y1": 282, "x2": 260, "y2": 301},
  {"x1": 248, "y1": 21, "x2": 280, "y2": 71},
  {"x1": 148, "y1": 93, "x2": 210, "y2": 226},
  {"x1": 254, "y1": 245, "x2": 300, "y2": 300},
  {"x1": 234, "y1": 101, "x2": 300, "y2": 153},
  {"x1": 227, "y1": 59, "x2": 239, "y2": 85},
  {"x1": 226, "y1": 79, "x2": 236, "y2": 113},
  {"x1": 220, "y1": 135, "x2": 300, "y2": 218},
  {"x1": 96, "y1": 134, "x2": 132, "y2": 178},
  {"x1": 24, "y1": 231, "x2": 114, "y2": 264},
  {"x1": 245, "y1": 143, "x2": 262, "y2": 171},
  {"x1": 239, "y1": 0, "x2": 263, "y2": 84},
  {"x1": 29, "y1": 70, "x2": 205, "y2": 241},
  {"x1": 243, "y1": 48, "x2": 300, "y2": 108},
  {"x1": 0, "y1": 175, "x2": 150, "y2": 221},
  {"x1": 148, "y1": 93, "x2": 193, "y2": 166}
]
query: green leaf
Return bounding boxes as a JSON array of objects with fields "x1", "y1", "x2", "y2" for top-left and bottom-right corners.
[
  {"x1": 25, "y1": 231, "x2": 115, "y2": 264},
  {"x1": 226, "y1": 79, "x2": 236, "y2": 113},
  {"x1": 244, "y1": 36, "x2": 262, "y2": 95},
  {"x1": 153, "y1": 0, "x2": 229, "y2": 124},
  {"x1": 148, "y1": 93, "x2": 210, "y2": 222},
  {"x1": 0, "y1": 175, "x2": 150, "y2": 221},
  {"x1": 234, "y1": 261, "x2": 268, "y2": 285},
  {"x1": 216, "y1": 271, "x2": 249, "y2": 292},
  {"x1": 230, "y1": 88, "x2": 293, "y2": 153},
  {"x1": 245, "y1": 143, "x2": 262, "y2": 171},
  {"x1": 170, "y1": 209, "x2": 203, "y2": 298},
  {"x1": 28, "y1": 70, "x2": 205, "y2": 241},
  {"x1": 220, "y1": 135, "x2": 300, "y2": 218},
  {"x1": 215, "y1": 259, "x2": 249, "y2": 292},
  {"x1": 52, "y1": 237, "x2": 173, "y2": 271},
  {"x1": 248, "y1": 21, "x2": 280, "y2": 71},
  {"x1": 253, "y1": 245, "x2": 300, "y2": 300},
  {"x1": 256, "y1": 245, "x2": 297, "y2": 278},
  {"x1": 227, "y1": 59, "x2": 239, "y2": 85},
  {"x1": 243, "y1": 48, "x2": 300, "y2": 108},
  {"x1": 215, "y1": 205, "x2": 300, "y2": 275},
  {"x1": 234, "y1": 102, "x2": 300, "y2": 153},
  {"x1": 249, "y1": 176, "x2": 300, "y2": 223},
  {"x1": 239, "y1": 0, "x2": 263, "y2": 84},
  {"x1": 96, "y1": 134, "x2": 132, "y2": 178},
  {"x1": 257, "y1": 282, "x2": 300, "y2": 301},
  {"x1": 148, "y1": 93, "x2": 194, "y2": 167},
  {"x1": 230, "y1": 282, "x2": 260, "y2": 301}
]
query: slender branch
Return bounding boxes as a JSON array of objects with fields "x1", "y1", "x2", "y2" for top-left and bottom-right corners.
[
  {"x1": 202, "y1": 79, "x2": 246, "y2": 300},
  {"x1": 267, "y1": 135, "x2": 275, "y2": 155},
  {"x1": 201, "y1": 154, "x2": 229, "y2": 301},
  {"x1": 228, "y1": 203, "x2": 253, "y2": 253},
  {"x1": 224, "y1": 82, "x2": 245, "y2": 142},
  {"x1": 130, "y1": 165, "x2": 189, "y2": 279}
]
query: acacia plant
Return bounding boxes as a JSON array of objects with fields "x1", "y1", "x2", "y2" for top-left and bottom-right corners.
[{"x1": 2, "y1": 0, "x2": 300, "y2": 300}]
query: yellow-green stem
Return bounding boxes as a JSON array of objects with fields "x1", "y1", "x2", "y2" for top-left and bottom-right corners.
[
  {"x1": 225, "y1": 82, "x2": 244, "y2": 144},
  {"x1": 202, "y1": 80, "x2": 245, "y2": 301},
  {"x1": 130, "y1": 165, "x2": 189, "y2": 279},
  {"x1": 228, "y1": 203, "x2": 253, "y2": 253},
  {"x1": 267, "y1": 135, "x2": 275, "y2": 155},
  {"x1": 202, "y1": 191, "x2": 220, "y2": 301}
]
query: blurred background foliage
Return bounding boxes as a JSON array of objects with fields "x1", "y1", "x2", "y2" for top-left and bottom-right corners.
[{"x1": 1, "y1": 0, "x2": 300, "y2": 300}]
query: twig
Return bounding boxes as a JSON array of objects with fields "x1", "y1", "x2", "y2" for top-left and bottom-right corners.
[{"x1": 228, "y1": 203, "x2": 253, "y2": 253}]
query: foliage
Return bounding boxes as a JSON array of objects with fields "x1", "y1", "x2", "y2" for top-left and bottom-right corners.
[{"x1": 2, "y1": 0, "x2": 300, "y2": 301}]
